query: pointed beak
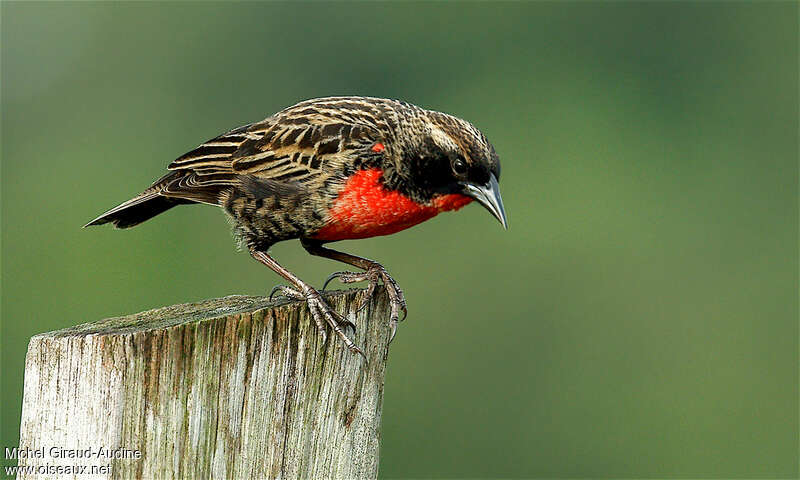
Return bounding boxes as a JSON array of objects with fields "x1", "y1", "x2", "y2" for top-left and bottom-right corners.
[{"x1": 461, "y1": 173, "x2": 508, "y2": 229}]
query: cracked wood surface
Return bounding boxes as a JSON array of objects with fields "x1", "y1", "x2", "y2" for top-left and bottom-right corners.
[{"x1": 18, "y1": 289, "x2": 390, "y2": 479}]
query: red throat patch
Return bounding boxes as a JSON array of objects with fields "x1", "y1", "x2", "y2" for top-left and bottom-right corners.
[{"x1": 313, "y1": 168, "x2": 472, "y2": 241}]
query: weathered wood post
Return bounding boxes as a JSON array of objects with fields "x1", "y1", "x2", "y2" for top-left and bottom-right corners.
[{"x1": 17, "y1": 289, "x2": 391, "y2": 479}]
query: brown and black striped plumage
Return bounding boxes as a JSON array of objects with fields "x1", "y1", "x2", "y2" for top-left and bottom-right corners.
[{"x1": 86, "y1": 96, "x2": 507, "y2": 354}]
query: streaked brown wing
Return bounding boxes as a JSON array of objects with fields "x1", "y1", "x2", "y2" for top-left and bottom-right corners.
[
  {"x1": 166, "y1": 122, "x2": 259, "y2": 181},
  {"x1": 160, "y1": 106, "x2": 381, "y2": 204}
]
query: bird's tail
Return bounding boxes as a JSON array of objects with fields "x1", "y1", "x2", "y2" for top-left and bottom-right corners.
[
  {"x1": 83, "y1": 193, "x2": 193, "y2": 229},
  {"x1": 84, "y1": 171, "x2": 197, "y2": 229}
]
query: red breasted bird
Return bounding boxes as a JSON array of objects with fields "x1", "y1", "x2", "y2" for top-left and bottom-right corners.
[{"x1": 85, "y1": 96, "x2": 507, "y2": 355}]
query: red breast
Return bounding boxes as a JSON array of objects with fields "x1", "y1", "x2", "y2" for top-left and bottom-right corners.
[{"x1": 313, "y1": 168, "x2": 472, "y2": 241}]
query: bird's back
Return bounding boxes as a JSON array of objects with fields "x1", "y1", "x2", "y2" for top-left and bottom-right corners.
[{"x1": 85, "y1": 97, "x2": 420, "y2": 245}]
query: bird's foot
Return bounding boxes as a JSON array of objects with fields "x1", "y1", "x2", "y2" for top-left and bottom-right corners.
[
  {"x1": 322, "y1": 262, "x2": 407, "y2": 342},
  {"x1": 269, "y1": 284, "x2": 363, "y2": 357}
]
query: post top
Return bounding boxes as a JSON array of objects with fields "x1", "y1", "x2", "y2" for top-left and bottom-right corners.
[{"x1": 32, "y1": 291, "x2": 359, "y2": 339}]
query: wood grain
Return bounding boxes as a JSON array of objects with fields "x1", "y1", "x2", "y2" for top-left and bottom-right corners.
[{"x1": 18, "y1": 289, "x2": 390, "y2": 479}]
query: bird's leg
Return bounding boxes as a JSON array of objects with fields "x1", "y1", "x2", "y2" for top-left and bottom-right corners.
[
  {"x1": 301, "y1": 239, "x2": 407, "y2": 342},
  {"x1": 249, "y1": 247, "x2": 363, "y2": 357}
]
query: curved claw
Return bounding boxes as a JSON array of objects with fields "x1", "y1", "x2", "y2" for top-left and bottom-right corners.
[
  {"x1": 269, "y1": 285, "x2": 286, "y2": 302},
  {"x1": 270, "y1": 284, "x2": 305, "y2": 302},
  {"x1": 350, "y1": 344, "x2": 367, "y2": 359},
  {"x1": 388, "y1": 321, "x2": 398, "y2": 344},
  {"x1": 322, "y1": 271, "x2": 350, "y2": 291},
  {"x1": 329, "y1": 306, "x2": 357, "y2": 333}
]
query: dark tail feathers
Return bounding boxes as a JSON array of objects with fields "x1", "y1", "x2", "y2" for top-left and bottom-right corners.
[{"x1": 84, "y1": 193, "x2": 193, "y2": 229}]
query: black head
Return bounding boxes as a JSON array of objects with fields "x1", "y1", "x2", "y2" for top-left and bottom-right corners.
[{"x1": 389, "y1": 109, "x2": 507, "y2": 228}]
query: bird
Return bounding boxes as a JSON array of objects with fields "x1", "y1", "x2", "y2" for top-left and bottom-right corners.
[{"x1": 85, "y1": 96, "x2": 507, "y2": 355}]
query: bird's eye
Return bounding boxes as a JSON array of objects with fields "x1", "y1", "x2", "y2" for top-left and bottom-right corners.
[{"x1": 452, "y1": 157, "x2": 468, "y2": 175}]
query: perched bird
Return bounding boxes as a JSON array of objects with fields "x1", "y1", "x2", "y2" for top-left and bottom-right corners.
[{"x1": 85, "y1": 96, "x2": 507, "y2": 355}]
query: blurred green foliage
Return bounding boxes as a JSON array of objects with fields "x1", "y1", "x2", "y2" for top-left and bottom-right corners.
[{"x1": 2, "y1": 2, "x2": 797, "y2": 477}]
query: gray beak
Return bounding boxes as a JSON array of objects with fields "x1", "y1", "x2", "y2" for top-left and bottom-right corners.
[{"x1": 461, "y1": 173, "x2": 508, "y2": 229}]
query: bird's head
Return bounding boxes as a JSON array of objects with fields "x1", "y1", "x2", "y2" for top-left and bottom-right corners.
[{"x1": 390, "y1": 110, "x2": 507, "y2": 229}]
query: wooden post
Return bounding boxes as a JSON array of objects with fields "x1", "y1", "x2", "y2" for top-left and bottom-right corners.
[{"x1": 17, "y1": 289, "x2": 391, "y2": 479}]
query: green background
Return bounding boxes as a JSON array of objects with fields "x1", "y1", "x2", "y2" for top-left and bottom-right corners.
[{"x1": 2, "y1": 2, "x2": 797, "y2": 477}]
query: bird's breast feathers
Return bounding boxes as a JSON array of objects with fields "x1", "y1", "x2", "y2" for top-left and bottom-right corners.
[{"x1": 313, "y1": 168, "x2": 472, "y2": 241}]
